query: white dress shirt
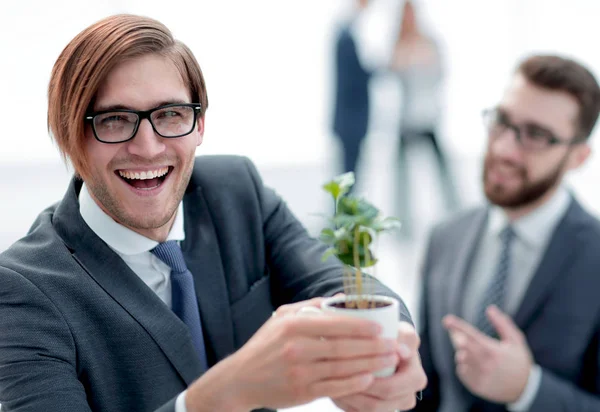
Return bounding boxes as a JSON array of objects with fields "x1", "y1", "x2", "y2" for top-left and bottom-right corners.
[
  {"x1": 462, "y1": 186, "x2": 571, "y2": 411},
  {"x1": 79, "y1": 184, "x2": 189, "y2": 412}
]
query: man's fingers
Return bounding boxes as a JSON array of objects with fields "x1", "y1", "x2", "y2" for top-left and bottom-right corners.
[
  {"x1": 456, "y1": 362, "x2": 476, "y2": 382},
  {"x1": 455, "y1": 349, "x2": 468, "y2": 364},
  {"x1": 334, "y1": 393, "x2": 418, "y2": 412},
  {"x1": 487, "y1": 305, "x2": 522, "y2": 343},
  {"x1": 311, "y1": 337, "x2": 397, "y2": 360},
  {"x1": 449, "y1": 330, "x2": 467, "y2": 349},
  {"x1": 311, "y1": 353, "x2": 399, "y2": 380},
  {"x1": 308, "y1": 373, "x2": 374, "y2": 400},
  {"x1": 274, "y1": 297, "x2": 325, "y2": 317},
  {"x1": 282, "y1": 336, "x2": 397, "y2": 362},
  {"x1": 274, "y1": 294, "x2": 345, "y2": 318},
  {"x1": 447, "y1": 328, "x2": 490, "y2": 364},
  {"x1": 278, "y1": 315, "x2": 381, "y2": 338},
  {"x1": 443, "y1": 314, "x2": 492, "y2": 348},
  {"x1": 365, "y1": 355, "x2": 427, "y2": 399},
  {"x1": 397, "y1": 321, "x2": 420, "y2": 353}
]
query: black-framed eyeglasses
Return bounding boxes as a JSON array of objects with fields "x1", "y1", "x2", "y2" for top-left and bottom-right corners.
[
  {"x1": 85, "y1": 103, "x2": 202, "y2": 144},
  {"x1": 482, "y1": 108, "x2": 585, "y2": 151}
]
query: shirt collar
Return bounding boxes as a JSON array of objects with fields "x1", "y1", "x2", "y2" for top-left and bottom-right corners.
[
  {"x1": 79, "y1": 183, "x2": 185, "y2": 256},
  {"x1": 488, "y1": 186, "x2": 571, "y2": 249}
]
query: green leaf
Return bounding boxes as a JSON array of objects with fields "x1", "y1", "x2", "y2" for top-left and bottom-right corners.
[
  {"x1": 333, "y1": 232, "x2": 377, "y2": 268},
  {"x1": 322, "y1": 172, "x2": 355, "y2": 200},
  {"x1": 321, "y1": 247, "x2": 339, "y2": 262},
  {"x1": 319, "y1": 228, "x2": 336, "y2": 243},
  {"x1": 321, "y1": 227, "x2": 353, "y2": 244},
  {"x1": 333, "y1": 172, "x2": 355, "y2": 191},
  {"x1": 336, "y1": 197, "x2": 379, "y2": 223},
  {"x1": 354, "y1": 198, "x2": 379, "y2": 219},
  {"x1": 337, "y1": 251, "x2": 378, "y2": 267},
  {"x1": 322, "y1": 181, "x2": 342, "y2": 200},
  {"x1": 372, "y1": 217, "x2": 402, "y2": 233},
  {"x1": 331, "y1": 214, "x2": 363, "y2": 228},
  {"x1": 334, "y1": 227, "x2": 353, "y2": 242}
]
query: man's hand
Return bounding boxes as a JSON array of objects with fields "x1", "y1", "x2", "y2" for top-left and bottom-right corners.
[
  {"x1": 185, "y1": 298, "x2": 401, "y2": 411},
  {"x1": 272, "y1": 296, "x2": 338, "y2": 318},
  {"x1": 443, "y1": 305, "x2": 533, "y2": 404},
  {"x1": 332, "y1": 322, "x2": 428, "y2": 412}
]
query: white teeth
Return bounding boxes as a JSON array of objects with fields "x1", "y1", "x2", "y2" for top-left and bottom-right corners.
[{"x1": 118, "y1": 167, "x2": 169, "y2": 180}]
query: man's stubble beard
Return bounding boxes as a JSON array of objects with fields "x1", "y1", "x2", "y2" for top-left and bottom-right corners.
[
  {"x1": 86, "y1": 153, "x2": 195, "y2": 231},
  {"x1": 482, "y1": 153, "x2": 568, "y2": 209}
]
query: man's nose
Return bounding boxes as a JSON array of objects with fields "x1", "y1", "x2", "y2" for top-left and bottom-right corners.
[
  {"x1": 126, "y1": 119, "x2": 166, "y2": 158},
  {"x1": 490, "y1": 126, "x2": 522, "y2": 159}
]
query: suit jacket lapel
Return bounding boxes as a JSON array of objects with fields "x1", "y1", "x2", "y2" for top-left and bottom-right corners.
[
  {"x1": 513, "y1": 199, "x2": 579, "y2": 329},
  {"x1": 53, "y1": 179, "x2": 204, "y2": 385},
  {"x1": 437, "y1": 209, "x2": 488, "y2": 410},
  {"x1": 182, "y1": 187, "x2": 236, "y2": 365},
  {"x1": 447, "y1": 209, "x2": 488, "y2": 316}
]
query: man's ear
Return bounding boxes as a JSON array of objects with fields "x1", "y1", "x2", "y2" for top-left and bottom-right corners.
[
  {"x1": 567, "y1": 143, "x2": 591, "y2": 171},
  {"x1": 196, "y1": 116, "x2": 205, "y2": 147}
]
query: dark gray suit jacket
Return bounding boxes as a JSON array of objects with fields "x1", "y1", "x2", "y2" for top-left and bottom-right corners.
[
  {"x1": 415, "y1": 198, "x2": 600, "y2": 412},
  {"x1": 0, "y1": 156, "x2": 410, "y2": 412}
]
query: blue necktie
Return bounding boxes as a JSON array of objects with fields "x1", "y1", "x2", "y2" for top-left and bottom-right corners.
[
  {"x1": 151, "y1": 240, "x2": 208, "y2": 371},
  {"x1": 475, "y1": 226, "x2": 515, "y2": 337}
]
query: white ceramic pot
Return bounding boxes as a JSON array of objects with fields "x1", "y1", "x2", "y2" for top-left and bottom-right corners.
[{"x1": 321, "y1": 294, "x2": 399, "y2": 377}]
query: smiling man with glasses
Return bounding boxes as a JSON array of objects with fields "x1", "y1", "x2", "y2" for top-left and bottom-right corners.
[
  {"x1": 0, "y1": 13, "x2": 427, "y2": 412},
  {"x1": 415, "y1": 54, "x2": 600, "y2": 412}
]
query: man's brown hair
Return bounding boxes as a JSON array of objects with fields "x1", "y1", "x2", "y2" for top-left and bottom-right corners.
[
  {"x1": 517, "y1": 54, "x2": 600, "y2": 140},
  {"x1": 47, "y1": 14, "x2": 209, "y2": 180}
]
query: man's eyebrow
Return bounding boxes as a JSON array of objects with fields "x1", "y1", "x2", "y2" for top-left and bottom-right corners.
[
  {"x1": 497, "y1": 108, "x2": 556, "y2": 134},
  {"x1": 92, "y1": 100, "x2": 191, "y2": 112},
  {"x1": 523, "y1": 122, "x2": 553, "y2": 133}
]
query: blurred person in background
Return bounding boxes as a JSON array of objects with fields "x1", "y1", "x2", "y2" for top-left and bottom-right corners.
[
  {"x1": 391, "y1": 0, "x2": 459, "y2": 239},
  {"x1": 0, "y1": 14, "x2": 428, "y2": 412},
  {"x1": 415, "y1": 54, "x2": 600, "y2": 411},
  {"x1": 332, "y1": 0, "x2": 372, "y2": 184}
]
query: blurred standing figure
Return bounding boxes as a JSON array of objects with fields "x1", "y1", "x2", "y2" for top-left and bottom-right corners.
[
  {"x1": 391, "y1": 0, "x2": 458, "y2": 237},
  {"x1": 333, "y1": 0, "x2": 371, "y2": 182}
]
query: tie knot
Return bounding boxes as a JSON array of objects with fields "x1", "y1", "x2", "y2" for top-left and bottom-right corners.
[
  {"x1": 499, "y1": 225, "x2": 515, "y2": 244},
  {"x1": 151, "y1": 240, "x2": 187, "y2": 274}
]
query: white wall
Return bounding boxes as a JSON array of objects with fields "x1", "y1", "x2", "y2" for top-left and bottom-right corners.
[
  {"x1": 3, "y1": 0, "x2": 600, "y2": 163},
  {"x1": 0, "y1": 1, "x2": 342, "y2": 167},
  {"x1": 3, "y1": 0, "x2": 600, "y2": 237}
]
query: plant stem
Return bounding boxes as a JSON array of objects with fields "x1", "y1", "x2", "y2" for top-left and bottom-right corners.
[
  {"x1": 363, "y1": 230, "x2": 374, "y2": 308},
  {"x1": 353, "y1": 227, "x2": 363, "y2": 306}
]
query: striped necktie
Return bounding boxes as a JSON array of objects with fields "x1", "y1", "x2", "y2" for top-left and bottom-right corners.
[
  {"x1": 474, "y1": 226, "x2": 515, "y2": 337},
  {"x1": 151, "y1": 240, "x2": 208, "y2": 371}
]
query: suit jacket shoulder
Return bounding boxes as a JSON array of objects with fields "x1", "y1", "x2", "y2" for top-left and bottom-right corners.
[
  {"x1": 424, "y1": 206, "x2": 487, "y2": 262},
  {"x1": 428, "y1": 197, "x2": 600, "y2": 253},
  {"x1": 189, "y1": 154, "x2": 257, "y2": 189}
]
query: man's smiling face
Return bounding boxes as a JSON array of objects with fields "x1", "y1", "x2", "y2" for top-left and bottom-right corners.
[{"x1": 83, "y1": 53, "x2": 203, "y2": 240}]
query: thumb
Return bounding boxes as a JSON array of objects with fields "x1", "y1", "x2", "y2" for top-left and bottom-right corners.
[{"x1": 487, "y1": 305, "x2": 522, "y2": 343}]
